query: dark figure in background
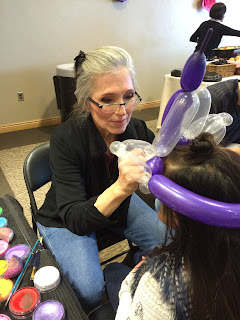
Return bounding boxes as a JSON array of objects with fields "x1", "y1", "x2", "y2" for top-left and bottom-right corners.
[
  {"x1": 190, "y1": 2, "x2": 240, "y2": 59},
  {"x1": 207, "y1": 79, "x2": 240, "y2": 146}
]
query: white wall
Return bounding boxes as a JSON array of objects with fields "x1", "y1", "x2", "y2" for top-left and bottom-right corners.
[{"x1": 1, "y1": 0, "x2": 239, "y2": 126}]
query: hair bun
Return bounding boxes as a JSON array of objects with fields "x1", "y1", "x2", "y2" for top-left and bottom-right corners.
[{"x1": 190, "y1": 132, "x2": 216, "y2": 154}]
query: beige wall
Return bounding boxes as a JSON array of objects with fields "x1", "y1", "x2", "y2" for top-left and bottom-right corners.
[{"x1": 1, "y1": 0, "x2": 239, "y2": 126}]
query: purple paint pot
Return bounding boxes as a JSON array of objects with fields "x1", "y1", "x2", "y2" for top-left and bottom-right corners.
[
  {"x1": 33, "y1": 300, "x2": 65, "y2": 320},
  {"x1": 0, "y1": 315, "x2": 12, "y2": 320},
  {"x1": 5, "y1": 244, "x2": 30, "y2": 262},
  {"x1": 0, "y1": 240, "x2": 9, "y2": 257}
]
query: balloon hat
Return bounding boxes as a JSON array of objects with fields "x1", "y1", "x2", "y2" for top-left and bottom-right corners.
[{"x1": 110, "y1": 28, "x2": 240, "y2": 228}]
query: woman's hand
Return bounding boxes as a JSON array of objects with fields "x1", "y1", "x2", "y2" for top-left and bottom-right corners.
[
  {"x1": 94, "y1": 148, "x2": 147, "y2": 218},
  {"x1": 116, "y1": 148, "x2": 146, "y2": 196}
]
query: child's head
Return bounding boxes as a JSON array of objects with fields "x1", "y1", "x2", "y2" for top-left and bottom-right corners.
[
  {"x1": 161, "y1": 132, "x2": 240, "y2": 245},
  {"x1": 210, "y1": 2, "x2": 226, "y2": 21}
]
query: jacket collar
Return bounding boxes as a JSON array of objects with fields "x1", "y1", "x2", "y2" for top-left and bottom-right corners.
[{"x1": 82, "y1": 114, "x2": 139, "y2": 157}]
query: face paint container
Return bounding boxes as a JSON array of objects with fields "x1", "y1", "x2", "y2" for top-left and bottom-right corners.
[
  {"x1": 0, "y1": 315, "x2": 12, "y2": 320},
  {"x1": 0, "y1": 278, "x2": 13, "y2": 303},
  {"x1": 0, "y1": 260, "x2": 8, "y2": 276},
  {"x1": 5, "y1": 244, "x2": 30, "y2": 262},
  {"x1": 33, "y1": 266, "x2": 60, "y2": 292},
  {"x1": 0, "y1": 240, "x2": 9, "y2": 257},
  {"x1": 33, "y1": 300, "x2": 65, "y2": 320},
  {"x1": 9, "y1": 287, "x2": 41, "y2": 319},
  {"x1": 0, "y1": 217, "x2": 8, "y2": 228}
]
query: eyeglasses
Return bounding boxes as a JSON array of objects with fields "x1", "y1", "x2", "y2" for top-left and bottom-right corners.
[{"x1": 88, "y1": 91, "x2": 142, "y2": 113}]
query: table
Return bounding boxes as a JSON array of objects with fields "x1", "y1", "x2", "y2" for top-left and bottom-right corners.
[
  {"x1": 0, "y1": 194, "x2": 88, "y2": 320},
  {"x1": 157, "y1": 74, "x2": 240, "y2": 128}
]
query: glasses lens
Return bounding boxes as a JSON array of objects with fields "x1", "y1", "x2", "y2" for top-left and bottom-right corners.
[{"x1": 101, "y1": 96, "x2": 141, "y2": 113}]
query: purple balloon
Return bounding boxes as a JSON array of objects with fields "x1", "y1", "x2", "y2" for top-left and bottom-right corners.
[
  {"x1": 146, "y1": 156, "x2": 164, "y2": 175},
  {"x1": 180, "y1": 28, "x2": 213, "y2": 92},
  {"x1": 148, "y1": 174, "x2": 240, "y2": 228},
  {"x1": 176, "y1": 136, "x2": 192, "y2": 146},
  {"x1": 154, "y1": 91, "x2": 199, "y2": 157},
  {"x1": 161, "y1": 89, "x2": 183, "y2": 125}
]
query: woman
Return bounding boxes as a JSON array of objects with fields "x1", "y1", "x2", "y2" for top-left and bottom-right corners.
[
  {"x1": 105, "y1": 132, "x2": 240, "y2": 319},
  {"x1": 36, "y1": 46, "x2": 166, "y2": 313},
  {"x1": 190, "y1": 2, "x2": 240, "y2": 59}
]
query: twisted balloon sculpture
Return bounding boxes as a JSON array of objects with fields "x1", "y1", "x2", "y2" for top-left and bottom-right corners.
[{"x1": 110, "y1": 28, "x2": 240, "y2": 228}]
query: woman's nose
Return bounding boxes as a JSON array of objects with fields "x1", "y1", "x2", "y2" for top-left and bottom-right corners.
[{"x1": 115, "y1": 103, "x2": 127, "y2": 115}]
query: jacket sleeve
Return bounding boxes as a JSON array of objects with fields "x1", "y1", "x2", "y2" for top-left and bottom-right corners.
[
  {"x1": 190, "y1": 27, "x2": 200, "y2": 43},
  {"x1": 49, "y1": 134, "x2": 112, "y2": 236},
  {"x1": 221, "y1": 24, "x2": 240, "y2": 37}
]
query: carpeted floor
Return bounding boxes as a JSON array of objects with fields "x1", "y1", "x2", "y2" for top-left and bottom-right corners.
[{"x1": 0, "y1": 118, "x2": 158, "y2": 264}]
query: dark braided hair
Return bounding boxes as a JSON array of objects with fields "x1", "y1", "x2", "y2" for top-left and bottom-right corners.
[{"x1": 130, "y1": 132, "x2": 240, "y2": 320}]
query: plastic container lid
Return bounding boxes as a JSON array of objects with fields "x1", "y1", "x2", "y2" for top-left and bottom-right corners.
[
  {"x1": 0, "y1": 240, "x2": 9, "y2": 257},
  {"x1": 203, "y1": 71, "x2": 222, "y2": 82},
  {"x1": 0, "y1": 278, "x2": 14, "y2": 302},
  {"x1": 34, "y1": 266, "x2": 60, "y2": 292},
  {"x1": 5, "y1": 244, "x2": 30, "y2": 262},
  {"x1": 0, "y1": 315, "x2": 12, "y2": 320},
  {"x1": 0, "y1": 227, "x2": 14, "y2": 243},
  {"x1": 171, "y1": 68, "x2": 182, "y2": 77},
  {"x1": 56, "y1": 64, "x2": 74, "y2": 78},
  {"x1": 33, "y1": 300, "x2": 65, "y2": 320},
  {"x1": 9, "y1": 287, "x2": 40, "y2": 318},
  {"x1": 0, "y1": 260, "x2": 8, "y2": 276},
  {"x1": 0, "y1": 217, "x2": 7, "y2": 228}
]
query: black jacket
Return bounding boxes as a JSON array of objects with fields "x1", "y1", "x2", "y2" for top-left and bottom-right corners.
[
  {"x1": 207, "y1": 79, "x2": 240, "y2": 146},
  {"x1": 190, "y1": 20, "x2": 240, "y2": 58},
  {"x1": 37, "y1": 115, "x2": 154, "y2": 236}
]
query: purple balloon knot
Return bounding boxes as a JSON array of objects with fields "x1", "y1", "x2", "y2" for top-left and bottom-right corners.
[
  {"x1": 176, "y1": 136, "x2": 192, "y2": 147},
  {"x1": 146, "y1": 156, "x2": 164, "y2": 175}
]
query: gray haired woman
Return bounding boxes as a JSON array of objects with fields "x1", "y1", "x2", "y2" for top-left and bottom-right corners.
[{"x1": 36, "y1": 46, "x2": 166, "y2": 313}]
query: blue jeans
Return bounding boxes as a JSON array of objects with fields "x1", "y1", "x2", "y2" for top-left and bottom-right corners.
[
  {"x1": 37, "y1": 192, "x2": 167, "y2": 312},
  {"x1": 104, "y1": 263, "x2": 131, "y2": 312}
]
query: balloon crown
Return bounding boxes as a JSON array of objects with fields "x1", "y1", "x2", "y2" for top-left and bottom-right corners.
[{"x1": 110, "y1": 28, "x2": 240, "y2": 228}]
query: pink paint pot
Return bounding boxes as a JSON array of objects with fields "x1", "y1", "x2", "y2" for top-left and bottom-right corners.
[
  {"x1": 0, "y1": 240, "x2": 9, "y2": 257},
  {"x1": 9, "y1": 287, "x2": 41, "y2": 319},
  {"x1": 0, "y1": 315, "x2": 12, "y2": 320}
]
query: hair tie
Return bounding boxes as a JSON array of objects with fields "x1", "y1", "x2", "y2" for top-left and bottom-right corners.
[{"x1": 74, "y1": 50, "x2": 86, "y2": 64}]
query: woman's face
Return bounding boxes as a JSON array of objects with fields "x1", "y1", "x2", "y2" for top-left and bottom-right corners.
[{"x1": 89, "y1": 68, "x2": 135, "y2": 140}]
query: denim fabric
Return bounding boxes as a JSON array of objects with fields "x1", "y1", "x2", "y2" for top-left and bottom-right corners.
[
  {"x1": 37, "y1": 192, "x2": 167, "y2": 312},
  {"x1": 104, "y1": 263, "x2": 131, "y2": 312}
]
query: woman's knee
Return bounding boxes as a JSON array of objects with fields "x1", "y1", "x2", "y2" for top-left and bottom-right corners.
[{"x1": 76, "y1": 273, "x2": 105, "y2": 311}]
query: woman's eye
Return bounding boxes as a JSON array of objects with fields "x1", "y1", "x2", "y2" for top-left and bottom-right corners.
[
  {"x1": 124, "y1": 93, "x2": 134, "y2": 101},
  {"x1": 101, "y1": 98, "x2": 112, "y2": 104}
]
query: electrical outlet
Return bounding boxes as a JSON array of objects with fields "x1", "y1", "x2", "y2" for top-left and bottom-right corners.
[{"x1": 17, "y1": 92, "x2": 24, "y2": 101}]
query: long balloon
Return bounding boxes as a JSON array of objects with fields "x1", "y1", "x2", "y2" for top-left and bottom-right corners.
[{"x1": 148, "y1": 174, "x2": 240, "y2": 228}]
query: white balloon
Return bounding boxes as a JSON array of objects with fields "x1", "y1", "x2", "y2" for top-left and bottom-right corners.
[
  {"x1": 110, "y1": 140, "x2": 156, "y2": 160},
  {"x1": 201, "y1": 113, "x2": 233, "y2": 145},
  {"x1": 183, "y1": 86, "x2": 211, "y2": 139},
  {"x1": 110, "y1": 140, "x2": 154, "y2": 194}
]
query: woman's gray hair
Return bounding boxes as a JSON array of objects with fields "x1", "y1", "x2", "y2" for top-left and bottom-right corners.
[{"x1": 73, "y1": 46, "x2": 137, "y2": 120}]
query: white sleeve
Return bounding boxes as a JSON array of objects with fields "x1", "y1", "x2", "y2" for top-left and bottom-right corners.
[{"x1": 115, "y1": 271, "x2": 135, "y2": 320}]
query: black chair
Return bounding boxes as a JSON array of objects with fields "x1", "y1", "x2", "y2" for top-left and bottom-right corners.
[{"x1": 23, "y1": 142, "x2": 134, "y2": 265}]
